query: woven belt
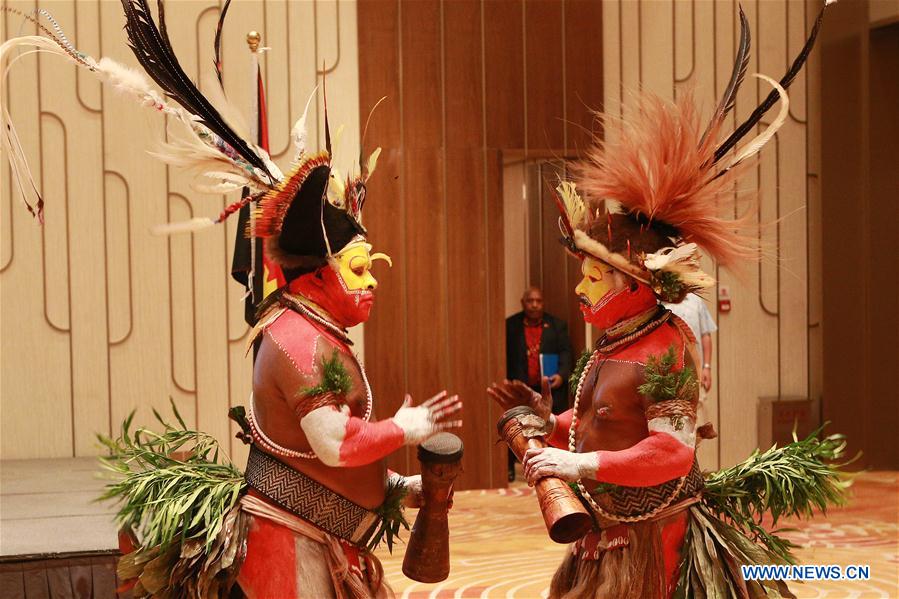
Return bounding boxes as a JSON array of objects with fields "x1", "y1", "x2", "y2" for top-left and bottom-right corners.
[
  {"x1": 244, "y1": 446, "x2": 381, "y2": 547},
  {"x1": 591, "y1": 460, "x2": 705, "y2": 524}
]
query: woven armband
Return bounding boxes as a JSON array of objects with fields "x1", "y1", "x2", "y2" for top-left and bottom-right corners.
[
  {"x1": 645, "y1": 399, "x2": 696, "y2": 422},
  {"x1": 294, "y1": 350, "x2": 353, "y2": 419},
  {"x1": 295, "y1": 391, "x2": 345, "y2": 420}
]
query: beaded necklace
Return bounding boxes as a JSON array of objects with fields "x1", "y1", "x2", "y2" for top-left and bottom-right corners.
[
  {"x1": 247, "y1": 296, "x2": 374, "y2": 460},
  {"x1": 568, "y1": 309, "x2": 687, "y2": 522},
  {"x1": 281, "y1": 292, "x2": 353, "y2": 346}
]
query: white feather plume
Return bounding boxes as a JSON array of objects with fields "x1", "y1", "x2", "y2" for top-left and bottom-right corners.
[
  {"x1": 644, "y1": 243, "x2": 715, "y2": 289},
  {"x1": 95, "y1": 57, "x2": 166, "y2": 107},
  {"x1": 556, "y1": 181, "x2": 586, "y2": 230},
  {"x1": 364, "y1": 147, "x2": 382, "y2": 180},
  {"x1": 725, "y1": 74, "x2": 789, "y2": 171},
  {"x1": 291, "y1": 87, "x2": 318, "y2": 160},
  {"x1": 201, "y1": 73, "x2": 251, "y2": 140},
  {"x1": 151, "y1": 217, "x2": 215, "y2": 236}
]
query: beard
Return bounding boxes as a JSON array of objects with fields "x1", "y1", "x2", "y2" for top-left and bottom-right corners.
[
  {"x1": 288, "y1": 265, "x2": 374, "y2": 328},
  {"x1": 579, "y1": 281, "x2": 657, "y2": 329}
]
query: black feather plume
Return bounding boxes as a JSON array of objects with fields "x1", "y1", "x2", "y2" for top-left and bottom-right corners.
[
  {"x1": 713, "y1": 1, "x2": 831, "y2": 164},
  {"x1": 701, "y1": 5, "x2": 750, "y2": 147},
  {"x1": 119, "y1": 0, "x2": 273, "y2": 181},
  {"x1": 214, "y1": 0, "x2": 233, "y2": 86}
]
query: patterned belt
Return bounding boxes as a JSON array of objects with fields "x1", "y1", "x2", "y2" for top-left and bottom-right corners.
[
  {"x1": 244, "y1": 446, "x2": 381, "y2": 547},
  {"x1": 591, "y1": 460, "x2": 705, "y2": 524}
]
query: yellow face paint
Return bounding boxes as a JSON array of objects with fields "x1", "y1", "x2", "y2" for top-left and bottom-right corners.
[
  {"x1": 574, "y1": 256, "x2": 618, "y2": 307},
  {"x1": 333, "y1": 243, "x2": 378, "y2": 292}
]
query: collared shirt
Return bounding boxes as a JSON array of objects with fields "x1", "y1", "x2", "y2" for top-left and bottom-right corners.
[
  {"x1": 663, "y1": 294, "x2": 717, "y2": 363},
  {"x1": 524, "y1": 318, "x2": 544, "y2": 387}
]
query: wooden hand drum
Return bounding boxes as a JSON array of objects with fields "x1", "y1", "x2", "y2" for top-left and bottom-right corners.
[
  {"x1": 497, "y1": 406, "x2": 592, "y2": 543},
  {"x1": 402, "y1": 432, "x2": 463, "y2": 583}
]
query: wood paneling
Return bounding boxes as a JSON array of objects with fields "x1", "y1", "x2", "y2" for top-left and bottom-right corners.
[
  {"x1": 564, "y1": 0, "x2": 604, "y2": 152},
  {"x1": 865, "y1": 23, "x2": 899, "y2": 469},
  {"x1": 0, "y1": 1, "x2": 358, "y2": 462},
  {"x1": 0, "y1": 556, "x2": 129, "y2": 599},
  {"x1": 524, "y1": 0, "x2": 564, "y2": 151},
  {"x1": 484, "y1": 0, "x2": 525, "y2": 150},
  {"x1": 821, "y1": 4, "x2": 899, "y2": 469},
  {"x1": 357, "y1": 0, "x2": 407, "y2": 476},
  {"x1": 359, "y1": 1, "x2": 604, "y2": 488}
]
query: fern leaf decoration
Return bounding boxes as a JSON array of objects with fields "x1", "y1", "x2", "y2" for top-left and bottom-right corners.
[
  {"x1": 702, "y1": 426, "x2": 855, "y2": 564},
  {"x1": 637, "y1": 344, "x2": 698, "y2": 403},
  {"x1": 96, "y1": 399, "x2": 245, "y2": 551},
  {"x1": 367, "y1": 476, "x2": 410, "y2": 553},
  {"x1": 301, "y1": 350, "x2": 353, "y2": 398}
]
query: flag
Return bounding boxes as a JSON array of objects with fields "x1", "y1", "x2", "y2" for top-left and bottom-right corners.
[{"x1": 231, "y1": 60, "x2": 285, "y2": 326}]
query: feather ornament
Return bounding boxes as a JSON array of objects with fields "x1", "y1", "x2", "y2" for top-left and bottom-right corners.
[
  {"x1": 96, "y1": 57, "x2": 165, "y2": 107},
  {"x1": 0, "y1": 34, "x2": 98, "y2": 219},
  {"x1": 574, "y1": 93, "x2": 758, "y2": 267},
  {"x1": 213, "y1": 0, "x2": 233, "y2": 85},
  {"x1": 714, "y1": 75, "x2": 788, "y2": 179},
  {"x1": 201, "y1": 73, "x2": 251, "y2": 141},
  {"x1": 328, "y1": 167, "x2": 347, "y2": 207},
  {"x1": 360, "y1": 96, "x2": 387, "y2": 180},
  {"x1": 291, "y1": 87, "x2": 318, "y2": 161},
  {"x1": 700, "y1": 6, "x2": 750, "y2": 147},
  {"x1": 644, "y1": 244, "x2": 715, "y2": 291},
  {"x1": 151, "y1": 217, "x2": 215, "y2": 236},
  {"x1": 556, "y1": 181, "x2": 586, "y2": 232},
  {"x1": 714, "y1": 0, "x2": 834, "y2": 162},
  {"x1": 364, "y1": 147, "x2": 382, "y2": 181},
  {"x1": 119, "y1": 0, "x2": 275, "y2": 182}
]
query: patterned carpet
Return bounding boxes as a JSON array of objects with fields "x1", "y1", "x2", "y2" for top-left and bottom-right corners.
[{"x1": 375, "y1": 472, "x2": 899, "y2": 598}]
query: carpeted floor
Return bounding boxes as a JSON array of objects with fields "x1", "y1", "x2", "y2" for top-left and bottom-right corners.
[{"x1": 375, "y1": 471, "x2": 899, "y2": 598}]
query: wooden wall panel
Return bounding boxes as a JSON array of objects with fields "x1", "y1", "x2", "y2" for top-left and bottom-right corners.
[
  {"x1": 485, "y1": 149, "x2": 508, "y2": 486},
  {"x1": 2, "y1": 1, "x2": 72, "y2": 459},
  {"x1": 401, "y1": 0, "x2": 446, "y2": 478},
  {"x1": 602, "y1": 0, "x2": 823, "y2": 469},
  {"x1": 1, "y1": 1, "x2": 360, "y2": 460},
  {"x1": 864, "y1": 23, "x2": 899, "y2": 469},
  {"x1": 564, "y1": 0, "x2": 604, "y2": 153},
  {"x1": 358, "y1": 1, "x2": 606, "y2": 488},
  {"x1": 484, "y1": 0, "x2": 525, "y2": 149},
  {"x1": 357, "y1": 0, "x2": 407, "y2": 476},
  {"x1": 524, "y1": 0, "x2": 564, "y2": 151},
  {"x1": 821, "y1": 4, "x2": 899, "y2": 469}
]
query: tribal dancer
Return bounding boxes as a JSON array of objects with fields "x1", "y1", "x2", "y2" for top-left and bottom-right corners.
[
  {"x1": 1, "y1": 3, "x2": 461, "y2": 597},
  {"x1": 490, "y1": 4, "x2": 846, "y2": 598}
]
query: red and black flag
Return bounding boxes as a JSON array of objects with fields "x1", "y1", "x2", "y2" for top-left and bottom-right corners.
[{"x1": 230, "y1": 45, "x2": 285, "y2": 326}]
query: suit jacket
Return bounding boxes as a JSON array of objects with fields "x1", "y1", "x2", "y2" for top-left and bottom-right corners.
[{"x1": 506, "y1": 312, "x2": 573, "y2": 414}]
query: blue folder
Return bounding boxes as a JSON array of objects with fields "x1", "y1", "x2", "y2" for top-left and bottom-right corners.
[{"x1": 540, "y1": 353, "x2": 559, "y2": 378}]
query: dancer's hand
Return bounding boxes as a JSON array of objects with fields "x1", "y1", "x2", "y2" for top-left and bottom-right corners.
[
  {"x1": 487, "y1": 377, "x2": 552, "y2": 421},
  {"x1": 393, "y1": 390, "x2": 462, "y2": 445},
  {"x1": 522, "y1": 447, "x2": 598, "y2": 484}
]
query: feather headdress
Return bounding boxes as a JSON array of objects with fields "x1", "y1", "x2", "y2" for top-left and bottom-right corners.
[
  {"x1": 1, "y1": 3, "x2": 383, "y2": 266},
  {"x1": 557, "y1": 2, "x2": 833, "y2": 302}
]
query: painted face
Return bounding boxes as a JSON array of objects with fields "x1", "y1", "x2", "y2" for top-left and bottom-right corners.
[
  {"x1": 290, "y1": 241, "x2": 391, "y2": 329},
  {"x1": 334, "y1": 243, "x2": 379, "y2": 293},
  {"x1": 574, "y1": 256, "x2": 656, "y2": 329},
  {"x1": 575, "y1": 257, "x2": 622, "y2": 310}
]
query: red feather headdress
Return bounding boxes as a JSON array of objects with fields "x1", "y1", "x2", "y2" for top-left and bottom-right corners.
[{"x1": 555, "y1": 2, "x2": 834, "y2": 302}]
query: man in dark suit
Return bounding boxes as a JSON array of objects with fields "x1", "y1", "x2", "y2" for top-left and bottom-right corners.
[{"x1": 505, "y1": 287, "x2": 573, "y2": 480}]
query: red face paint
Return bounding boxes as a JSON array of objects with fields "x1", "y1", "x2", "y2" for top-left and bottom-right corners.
[
  {"x1": 289, "y1": 265, "x2": 375, "y2": 328},
  {"x1": 580, "y1": 281, "x2": 657, "y2": 329}
]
